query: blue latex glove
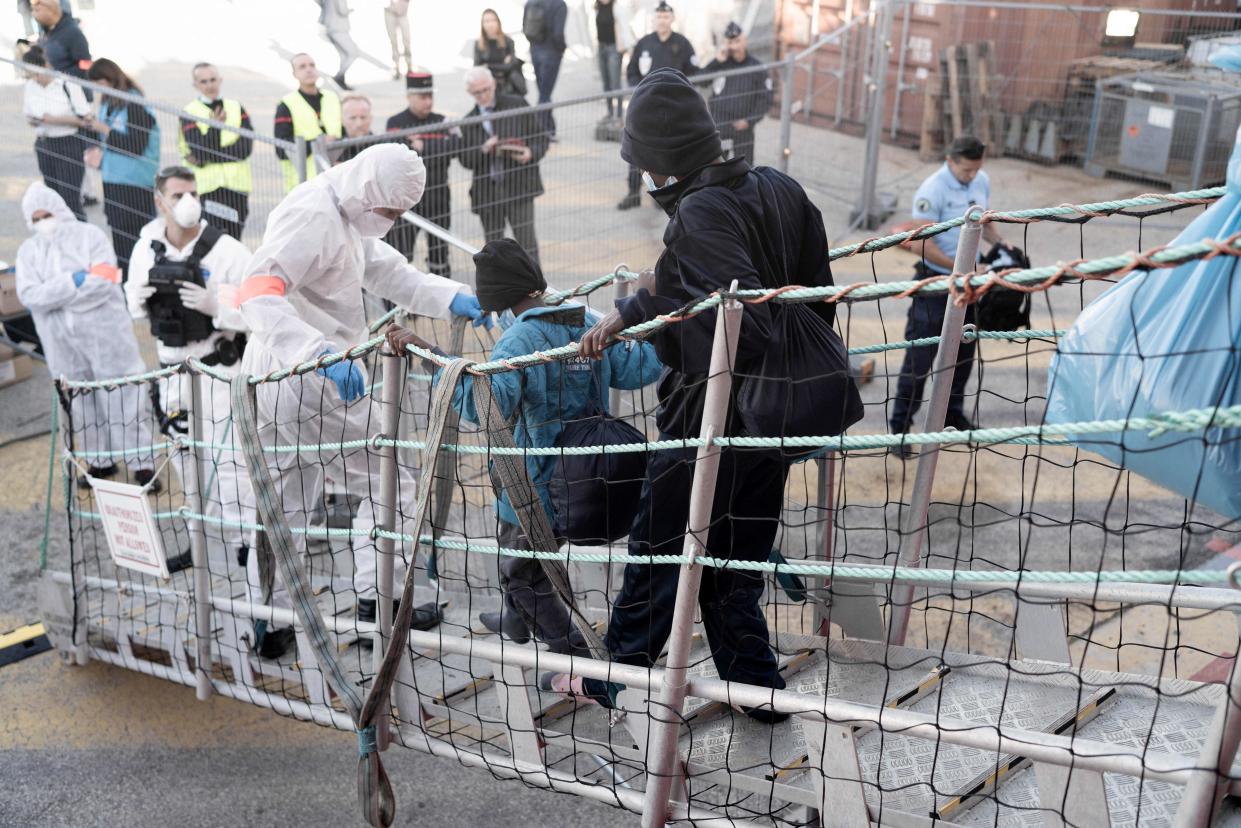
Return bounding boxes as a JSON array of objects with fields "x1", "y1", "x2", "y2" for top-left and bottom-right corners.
[
  {"x1": 200, "y1": 267, "x2": 211, "y2": 282},
  {"x1": 316, "y1": 350, "x2": 366, "y2": 402},
  {"x1": 449, "y1": 292, "x2": 494, "y2": 329},
  {"x1": 72, "y1": 270, "x2": 87, "y2": 288}
]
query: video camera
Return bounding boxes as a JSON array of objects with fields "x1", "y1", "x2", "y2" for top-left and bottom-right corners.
[
  {"x1": 144, "y1": 228, "x2": 223, "y2": 348},
  {"x1": 146, "y1": 260, "x2": 214, "y2": 347}
]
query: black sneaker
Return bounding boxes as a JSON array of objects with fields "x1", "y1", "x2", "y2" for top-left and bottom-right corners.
[
  {"x1": 944, "y1": 413, "x2": 976, "y2": 432},
  {"x1": 333, "y1": 72, "x2": 352, "y2": 91},
  {"x1": 134, "y1": 468, "x2": 163, "y2": 494},
  {"x1": 77, "y1": 462, "x2": 118, "y2": 489},
  {"x1": 616, "y1": 192, "x2": 641, "y2": 211},
  {"x1": 888, "y1": 433, "x2": 914, "y2": 460},
  {"x1": 357, "y1": 598, "x2": 442, "y2": 632},
  {"x1": 165, "y1": 548, "x2": 193, "y2": 575},
  {"x1": 479, "y1": 610, "x2": 531, "y2": 644}
]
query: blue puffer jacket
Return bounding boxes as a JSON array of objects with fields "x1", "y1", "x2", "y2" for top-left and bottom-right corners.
[{"x1": 445, "y1": 303, "x2": 662, "y2": 526}]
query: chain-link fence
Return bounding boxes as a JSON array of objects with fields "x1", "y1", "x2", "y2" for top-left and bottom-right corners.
[{"x1": 780, "y1": 0, "x2": 1241, "y2": 226}]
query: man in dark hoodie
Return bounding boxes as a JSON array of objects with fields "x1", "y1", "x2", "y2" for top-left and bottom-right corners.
[{"x1": 542, "y1": 68, "x2": 837, "y2": 722}]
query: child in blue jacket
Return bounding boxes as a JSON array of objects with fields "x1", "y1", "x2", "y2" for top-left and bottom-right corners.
[{"x1": 387, "y1": 239, "x2": 661, "y2": 654}]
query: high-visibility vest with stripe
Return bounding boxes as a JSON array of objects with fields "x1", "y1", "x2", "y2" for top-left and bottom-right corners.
[
  {"x1": 279, "y1": 89, "x2": 342, "y2": 192},
  {"x1": 178, "y1": 98, "x2": 253, "y2": 195}
]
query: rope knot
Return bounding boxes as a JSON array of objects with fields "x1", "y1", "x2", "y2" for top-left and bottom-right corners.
[{"x1": 357, "y1": 725, "x2": 379, "y2": 757}]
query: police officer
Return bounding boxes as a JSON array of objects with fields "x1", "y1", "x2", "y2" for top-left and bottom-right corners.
[
  {"x1": 889, "y1": 135, "x2": 1008, "y2": 457},
  {"x1": 273, "y1": 53, "x2": 342, "y2": 193},
  {"x1": 617, "y1": 0, "x2": 696, "y2": 210},
  {"x1": 179, "y1": 63, "x2": 254, "y2": 240},
  {"x1": 385, "y1": 70, "x2": 459, "y2": 275},
  {"x1": 703, "y1": 22, "x2": 771, "y2": 164}
]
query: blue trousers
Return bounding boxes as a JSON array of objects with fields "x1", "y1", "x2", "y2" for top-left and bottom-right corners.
[{"x1": 530, "y1": 44, "x2": 563, "y2": 135}]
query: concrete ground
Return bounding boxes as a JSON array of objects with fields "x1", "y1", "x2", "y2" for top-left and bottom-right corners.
[{"x1": 0, "y1": 1, "x2": 1236, "y2": 825}]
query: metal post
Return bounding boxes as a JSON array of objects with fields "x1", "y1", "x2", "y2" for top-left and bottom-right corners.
[
  {"x1": 294, "y1": 137, "x2": 308, "y2": 185},
  {"x1": 778, "y1": 58, "x2": 796, "y2": 174},
  {"x1": 186, "y1": 369, "x2": 214, "y2": 701},
  {"x1": 641, "y1": 292, "x2": 744, "y2": 827},
  {"x1": 1172, "y1": 639, "x2": 1241, "y2": 827},
  {"x1": 609, "y1": 276, "x2": 630, "y2": 417},
  {"x1": 889, "y1": 1, "x2": 912, "y2": 139},
  {"x1": 834, "y1": 0, "x2": 854, "y2": 127},
  {"x1": 372, "y1": 351, "x2": 404, "y2": 751},
  {"x1": 852, "y1": 0, "x2": 894, "y2": 230},
  {"x1": 886, "y1": 208, "x2": 982, "y2": 647},
  {"x1": 813, "y1": 454, "x2": 834, "y2": 635},
  {"x1": 802, "y1": 0, "x2": 822, "y2": 119}
]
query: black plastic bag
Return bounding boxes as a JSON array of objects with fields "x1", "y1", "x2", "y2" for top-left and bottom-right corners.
[
  {"x1": 547, "y1": 410, "x2": 648, "y2": 545},
  {"x1": 735, "y1": 302, "x2": 863, "y2": 440},
  {"x1": 976, "y1": 244, "x2": 1032, "y2": 331}
]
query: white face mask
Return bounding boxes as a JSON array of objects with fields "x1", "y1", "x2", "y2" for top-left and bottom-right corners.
[
  {"x1": 168, "y1": 194, "x2": 202, "y2": 229},
  {"x1": 33, "y1": 217, "x2": 58, "y2": 237},
  {"x1": 355, "y1": 209, "x2": 397, "y2": 238},
  {"x1": 642, "y1": 172, "x2": 677, "y2": 192}
]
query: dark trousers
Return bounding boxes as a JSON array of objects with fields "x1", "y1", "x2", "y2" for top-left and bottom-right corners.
[
  {"x1": 102, "y1": 182, "x2": 156, "y2": 282},
  {"x1": 35, "y1": 135, "x2": 85, "y2": 221},
  {"x1": 478, "y1": 195, "x2": 539, "y2": 265},
  {"x1": 385, "y1": 213, "x2": 451, "y2": 276},
  {"x1": 201, "y1": 188, "x2": 249, "y2": 240},
  {"x1": 587, "y1": 438, "x2": 787, "y2": 695},
  {"x1": 496, "y1": 521, "x2": 587, "y2": 656},
  {"x1": 626, "y1": 164, "x2": 642, "y2": 196},
  {"x1": 721, "y1": 125, "x2": 756, "y2": 164},
  {"x1": 530, "y1": 44, "x2": 563, "y2": 135},
  {"x1": 890, "y1": 293, "x2": 977, "y2": 432}
]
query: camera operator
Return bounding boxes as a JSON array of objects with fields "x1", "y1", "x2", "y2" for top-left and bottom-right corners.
[{"x1": 125, "y1": 165, "x2": 255, "y2": 570}]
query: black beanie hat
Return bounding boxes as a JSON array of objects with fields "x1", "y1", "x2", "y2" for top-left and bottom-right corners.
[
  {"x1": 473, "y1": 239, "x2": 547, "y2": 312},
  {"x1": 621, "y1": 68, "x2": 722, "y2": 177}
]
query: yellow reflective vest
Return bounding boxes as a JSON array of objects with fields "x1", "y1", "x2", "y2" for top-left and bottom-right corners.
[
  {"x1": 279, "y1": 89, "x2": 342, "y2": 192},
  {"x1": 178, "y1": 98, "x2": 253, "y2": 195}
]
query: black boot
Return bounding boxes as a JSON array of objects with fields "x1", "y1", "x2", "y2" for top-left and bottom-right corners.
[
  {"x1": 616, "y1": 192, "x2": 641, "y2": 211},
  {"x1": 77, "y1": 462, "x2": 118, "y2": 489}
]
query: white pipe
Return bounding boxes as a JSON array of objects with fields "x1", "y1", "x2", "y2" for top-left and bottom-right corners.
[{"x1": 52, "y1": 569, "x2": 1235, "y2": 788}]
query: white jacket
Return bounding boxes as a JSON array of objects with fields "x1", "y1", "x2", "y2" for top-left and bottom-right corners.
[
  {"x1": 240, "y1": 143, "x2": 467, "y2": 372},
  {"x1": 126, "y1": 217, "x2": 253, "y2": 365}
]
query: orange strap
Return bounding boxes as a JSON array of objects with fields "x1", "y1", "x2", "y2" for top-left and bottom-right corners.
[
  {"x1": 89, "y1": 263, "x2": 121, "y2": 284},
  {"x1": 234, "y1": 275, "x2": 287, "y2": 308}
]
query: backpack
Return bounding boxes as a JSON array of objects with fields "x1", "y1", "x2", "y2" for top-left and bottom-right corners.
[
  {"x1": 976, "y1": 243, "x2": 1032, "y2": 331},
  {"x1": 546, "y1": 370, "x2": 648, "y2": 544},
  {"x1": 513, "y1": 317, "x2": 648, "y2": 545},
  {"x1": 523, "y1": 0, "x2": 549, "y2": 44}
]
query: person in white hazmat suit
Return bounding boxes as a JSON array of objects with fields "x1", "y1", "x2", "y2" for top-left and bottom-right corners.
[
  {"x1": 238, "y1": 142, "x2": 488, "y2": 658},
  {"x1": 126, "y1": 166, "x2": 256, "y2": 577},
  {"x1": 16, "y1": 182, "x2": 158, "y2": 488}
]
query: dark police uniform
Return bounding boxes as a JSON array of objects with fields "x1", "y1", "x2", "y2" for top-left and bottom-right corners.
[
  {"x1": 702, "y1": 52, "x2": 771, "y2": 164},
  {"x1": 890, "y1": 162, "x2": 991, "y2": 434},
  {"x1": 621, "y1": 16, "x2": 697, "y2": 199},
  {"x1": 385, "y1": 72, "x2": 459, "y2": 275}
]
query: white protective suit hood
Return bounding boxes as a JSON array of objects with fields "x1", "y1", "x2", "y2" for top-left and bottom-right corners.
[
  {"x1": 21, "y1": 181, "x2": 78, "y2": 232},
  {"x1": 317, "y1": 143, "x2": 427, "y2": 225}
]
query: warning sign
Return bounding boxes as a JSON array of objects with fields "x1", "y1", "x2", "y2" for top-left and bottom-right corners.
[{"x1": 91, "y1": 479, "x2": 169, "y2": 578}]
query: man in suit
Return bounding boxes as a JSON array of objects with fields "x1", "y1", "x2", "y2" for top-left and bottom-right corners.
[{"x1": 459, "y1": 66, "x2": 549, "y2": 264}]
